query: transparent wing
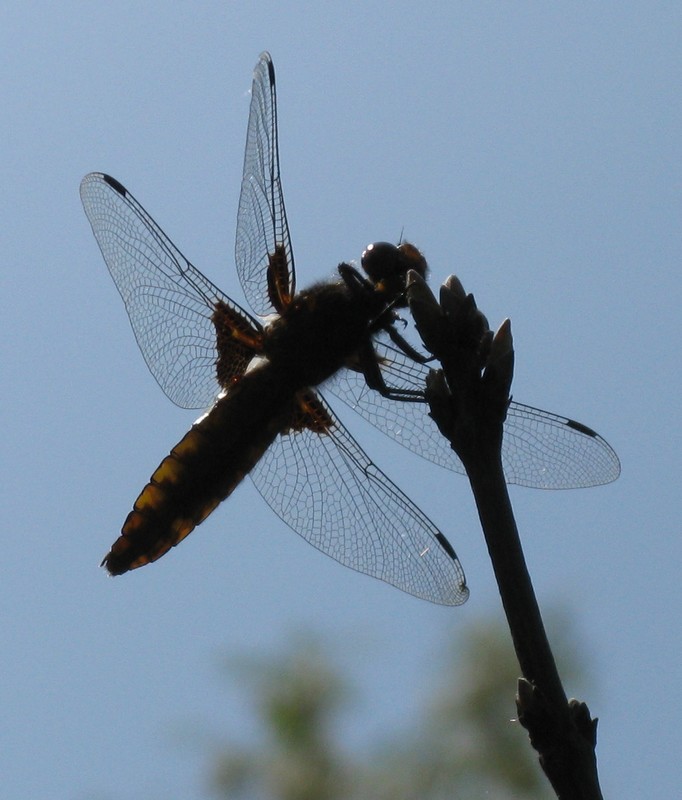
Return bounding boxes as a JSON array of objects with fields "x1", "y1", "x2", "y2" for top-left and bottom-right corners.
[
  {"x1": 325, "y1": 333, "x2": 621, "y2": 489},
  {"x1": 235, "y1": 51, "x2": 295, "y2": 317},
  {"x1": 81, "y1": 172, "x2": 259, "y2": 409},
  {"x1": 249, "y1": 391, "x2": 469, "y2": 606}
]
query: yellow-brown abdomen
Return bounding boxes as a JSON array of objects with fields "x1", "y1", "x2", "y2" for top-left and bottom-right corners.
[{"x1": 103, "y1": 367, "x2": 295, "y2": 575}]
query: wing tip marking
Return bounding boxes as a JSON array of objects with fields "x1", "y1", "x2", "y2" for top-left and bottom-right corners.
[{"x1": 102, "y1": 173, "x2": 127, "y2": 196}]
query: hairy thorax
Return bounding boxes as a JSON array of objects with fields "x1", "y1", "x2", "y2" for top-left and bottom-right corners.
[{"x1": 261, "y1": 280, "x2": 379, "y2": 388}]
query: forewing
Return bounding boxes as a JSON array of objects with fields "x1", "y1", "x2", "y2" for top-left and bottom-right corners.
[
  {"x1": 235, "y1": 51, "x2": 295, "y2": 316},
  {"x1": 80, "y1": 172, "x2": 259, "y2": 409},
  {"x1": 249, "y1": 391, "x2": 469, "y2": 606},
  {"x1": 501, "y1": 402, "x2": 621, "y2": 488},
  {"x1": 325, "y1": 334, "x2": 620, "y2": 489}
]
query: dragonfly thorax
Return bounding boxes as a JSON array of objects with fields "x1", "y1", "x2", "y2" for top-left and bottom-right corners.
[{"x1": 261, "y1": 279, "x2": 384, "y2": 389}]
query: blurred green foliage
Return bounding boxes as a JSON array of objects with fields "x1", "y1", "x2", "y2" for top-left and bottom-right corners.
[{"x1": 210, "y1": 610, "x2": 586, "y2": 800}]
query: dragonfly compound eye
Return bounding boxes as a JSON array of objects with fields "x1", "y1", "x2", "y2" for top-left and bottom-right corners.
[
  {"x1": 361, "y1": 242, "x2": 400, "y2": 284},
  {"x1": 361, "y1": 241, "x2": 428, "y2": 285}
]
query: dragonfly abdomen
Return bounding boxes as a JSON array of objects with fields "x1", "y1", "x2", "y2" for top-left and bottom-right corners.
[{"x1": 102, "y1": 367, "x2": 296, "y2": 575}]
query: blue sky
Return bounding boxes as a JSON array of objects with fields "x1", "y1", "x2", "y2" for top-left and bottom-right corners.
[{"x1": 2, "y1": 3, "x2": 680, "y2": 798}]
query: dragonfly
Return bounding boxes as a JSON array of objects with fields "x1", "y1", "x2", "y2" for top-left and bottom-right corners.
[{"x1": 80, "y1": 52, "x2": 619, "y2": 606}]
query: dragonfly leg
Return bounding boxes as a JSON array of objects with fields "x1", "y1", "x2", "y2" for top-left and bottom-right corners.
[
  {"x1": 353, "y1": 338, "x2": 427, "y2": 403},
  {"x1": 384, "y1": 323, "x2": 433, "y2": 365}
]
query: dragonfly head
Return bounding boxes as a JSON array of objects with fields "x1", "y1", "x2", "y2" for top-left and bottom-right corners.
[{"x1": 361, "y1": 242, "x2": 428, "y2": 306}]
